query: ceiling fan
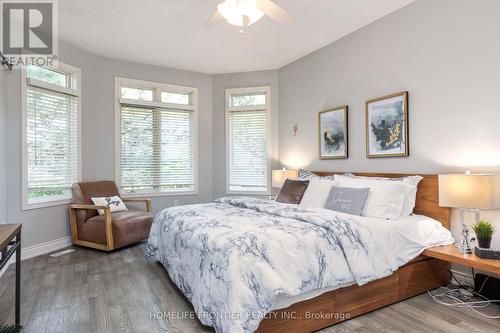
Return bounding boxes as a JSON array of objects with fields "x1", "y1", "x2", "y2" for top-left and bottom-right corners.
[{"x1": 207, "y1": 0, "x2": 292, "y2": 32}]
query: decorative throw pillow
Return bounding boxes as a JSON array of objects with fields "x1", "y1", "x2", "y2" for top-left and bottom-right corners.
[
  {"x1": 275, "y1": 179, "x2": 310, "y2": 204},
  {"x1": 324, "y1": 186, "x2": 370, "y2": 216},
  {"x1": 300, "y1": 178, "x2": 338, "y2": 208},
  {"x1": 91, "y1": 196, "x2": 128, "y2": 215},
  {"x1": 298, "y1": 169, "x2": 335, "y2": 180},
  {"x1": 299, "y1": 169, "x2": 315, "y2": 179}
]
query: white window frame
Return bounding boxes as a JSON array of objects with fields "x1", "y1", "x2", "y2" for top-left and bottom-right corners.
[
  {"x1": 114, "y1": 77, "x2": 199, "y2": 197},
  {"x1": 225, "y1": 86, "x2": 272, "y2": 195},
  {"x1": 21, "y1": 62, "x2": 82, "y2": 210}
]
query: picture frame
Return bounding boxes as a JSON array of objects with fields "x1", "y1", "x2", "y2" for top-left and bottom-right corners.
[
  {"x1": 365, "y1": 91, "x2": 408, "y2": 158},
  {"x1": 318, "y1": 105, "x2": 348, "y2": 159}
]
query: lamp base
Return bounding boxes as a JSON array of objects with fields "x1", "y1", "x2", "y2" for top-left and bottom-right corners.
[
  {"x1": 456, "y1": 243, "x2": 473, "y2": 254},
  {"x1": 456, "y1": 209, "x2": 478, "y2": 255}
]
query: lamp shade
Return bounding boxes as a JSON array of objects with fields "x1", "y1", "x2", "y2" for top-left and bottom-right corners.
[
  {"x1": 438, "y1": 174, "x2": 500, "y2": 209},
  {"x1": 272, "y1": 169, "x2": 298, "y2": 188}
]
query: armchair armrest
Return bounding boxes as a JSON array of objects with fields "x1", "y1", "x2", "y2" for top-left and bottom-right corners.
[
  {"x1": 68, "y1": 204, "x2": 114, "y2": 249},
  {"x1": 121, "y1": 198, "x2": 152, "y2": 213},
  {"x1": 69, "y1": 203, "x2": 109, "y2": 211}
]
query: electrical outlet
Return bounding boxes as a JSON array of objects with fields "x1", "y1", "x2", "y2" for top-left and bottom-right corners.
[{"x1": 174, "y1": 199, "x2": 179, "y2": 206}]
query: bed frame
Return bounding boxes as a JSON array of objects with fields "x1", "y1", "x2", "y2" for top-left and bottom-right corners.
[{"x1": 255, "y1": 172, "x2": 451, "y2": 333}]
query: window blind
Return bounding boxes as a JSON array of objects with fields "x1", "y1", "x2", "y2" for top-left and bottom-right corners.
[
  {"x1": 228, "y1": 110, "x2": 268, "y2": 192},
  {"x1": 26, "y1": 86, "x2": 79, "y2": 203},
  {"x1": 120, "y1": 105, "x2": 195, "y2": 193}
]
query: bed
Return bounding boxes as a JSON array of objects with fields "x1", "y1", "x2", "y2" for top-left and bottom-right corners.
[{"x1": 146, "y1": 172, "x2": 453, "y2": 333}]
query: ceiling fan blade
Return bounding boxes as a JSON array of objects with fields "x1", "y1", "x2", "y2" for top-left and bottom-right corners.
[
  {"x1": 207, "y1": 11, "x2": 224, "y2": 26},
  {"x1": 256, "y1": 0, "x2": 292, "y2": 24}
]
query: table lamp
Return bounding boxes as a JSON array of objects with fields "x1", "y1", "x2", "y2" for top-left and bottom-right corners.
[
  {"x1": 272, "y1": 168, "x2": 298, "y2": 189},
  {"x1": 438, "y1": 172, "x2": 500, "y2": 253}
]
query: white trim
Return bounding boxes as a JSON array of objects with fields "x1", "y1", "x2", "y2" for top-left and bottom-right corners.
[
  {"x1": 21, "y1": 199, "x2": 71, "y2": 211},
  {"x1": 120, "y1": 190, "x2": 199, "y2": 198},
  {"x1": 115, "y1": 77, "x2": 197, "y2": 95},
  {"x1": 119, "y1": 98, "x2": 196, "y2": 111},
  {"x1": 225, "y1": 86, "x2": 272, "y2": 195},
  {"x1": 0, "y1": 236, "x2": 72, "y2": 279},
  {"x1": 27, "y1": 78, "x2": 80, "y2": 97},
  {"x1": 21, "y1": 62, "x2": 82, "y2": 211},
  {"x1": 114, "y1": 77, "x2": 199, "y2": 195}
]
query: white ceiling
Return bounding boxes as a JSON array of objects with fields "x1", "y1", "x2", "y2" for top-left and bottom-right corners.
[{"x1": 59, "y1": 0, "x2": 415, "y2": 74}]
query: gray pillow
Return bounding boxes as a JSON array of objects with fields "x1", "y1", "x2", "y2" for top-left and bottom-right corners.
[{"x1": 324, "y1": 186, "x2": 370, "y2": 216}]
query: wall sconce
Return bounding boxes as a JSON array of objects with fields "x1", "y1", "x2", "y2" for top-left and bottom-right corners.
[{"x1": 293, "y1": 121, "x2": 298, "y2": 136}]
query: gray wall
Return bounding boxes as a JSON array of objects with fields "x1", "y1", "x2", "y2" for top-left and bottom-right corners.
[
  {"x1": 212, "y1": 71, "x2": 279, "y2": 198},
  {"x1": 5, "y1": 0, "x2": 500, "y2": 251},
  {"x1": 0, "y1": 68, "x2": 6, "y2": 223},
  {"x1": 5, "y1": 42, "x2": 213, "y2": 247},
  {"x1": 278, "y1": 0, "x2": 500, "y2": 248}
]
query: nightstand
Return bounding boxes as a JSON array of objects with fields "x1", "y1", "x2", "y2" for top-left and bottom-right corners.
[
  {"x1": 423, "y1": 244, "x2": 500, "y2": 276},
  {"x1": 0, "y1": 224, "x2": 22, "y2": 326}
]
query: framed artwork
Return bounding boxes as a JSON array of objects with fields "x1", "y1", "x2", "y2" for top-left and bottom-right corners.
[
  {"x1": 318, "y1": 105, "x2": 348, "y2": 159},
  {"x1": 366, "y1": 91, "x2": 408, "y2": 158}
]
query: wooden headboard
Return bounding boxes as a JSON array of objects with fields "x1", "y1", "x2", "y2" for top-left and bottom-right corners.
[{"x1": 313, "y1": 172, "x2": 450, "y2": 229}]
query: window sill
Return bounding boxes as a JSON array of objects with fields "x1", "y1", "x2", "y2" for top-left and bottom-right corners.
[
  {"x1": 22, "y1": 198, "x2": 71, "y2": 211},
  {"x1": 121, "y1": 191, "x2": 199, "y2": 198},
  {"x1": 225, "y1": 191, "x2": 271, "y2": 197}
]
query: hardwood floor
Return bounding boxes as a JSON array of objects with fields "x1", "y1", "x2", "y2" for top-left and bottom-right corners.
[{"x1": 1, "y1": 243, "x2": 499, "y2": 333}]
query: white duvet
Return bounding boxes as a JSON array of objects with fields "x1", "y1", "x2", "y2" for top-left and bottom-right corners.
[{"x1": 272, "y1": 213, "x2": 454, "y2": 310}]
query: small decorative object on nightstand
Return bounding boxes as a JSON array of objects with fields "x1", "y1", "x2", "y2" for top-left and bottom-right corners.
[
  {"x1": 472, "y1": 219, "x2": 495, "y2": 249},
  {"x1": 438, "y1": 171, "x2": 500, "y2": 254}
]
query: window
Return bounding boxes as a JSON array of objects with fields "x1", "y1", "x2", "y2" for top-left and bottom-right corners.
[
  {"x1": 226, "y1": 87, "x2": 271, "y2": 194},
  {"x1": 22, "y1": 63, "x2": 81, "y2": 209},
  {"x1": 116, "y1": 78, "x2": 198, "y2": 195}
]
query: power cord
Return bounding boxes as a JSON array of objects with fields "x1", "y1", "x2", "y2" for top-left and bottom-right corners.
[{"x1": 427, "y1": 271, "x2": 500, "y2": 319}]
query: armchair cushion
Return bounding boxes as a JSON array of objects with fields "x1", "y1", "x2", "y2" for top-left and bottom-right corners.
[{"x1": 87, "y1": 211, "x2": 153, "y2": 248}]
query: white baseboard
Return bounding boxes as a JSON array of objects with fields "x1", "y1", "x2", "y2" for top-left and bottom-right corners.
[
  {"x1": 0, "y1": 236, "x2": 72, "y2": 278},
  {"x1": 21, "y1": 236, "x2": 72, "y2": 261}
]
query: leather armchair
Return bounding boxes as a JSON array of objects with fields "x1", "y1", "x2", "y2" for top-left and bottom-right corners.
[{"x1": 69, "y1": 181, "x2": 153, "y2": 251}]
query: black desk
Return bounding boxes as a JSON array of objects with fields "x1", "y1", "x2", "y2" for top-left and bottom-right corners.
[{"x1": 0, "y1": 224, "x2": 22, "y2": 327}]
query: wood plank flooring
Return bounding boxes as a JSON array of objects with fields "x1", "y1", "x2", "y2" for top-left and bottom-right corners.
[{"x1": 1, "y1": 243, "x2": 499, "y2": 333}]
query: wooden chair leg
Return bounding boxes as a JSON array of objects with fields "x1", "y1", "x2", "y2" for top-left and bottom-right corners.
[
  {"x1": 68, "y1": 207, "x2": 79, "y2": 244},
  {"x1": 104, "y1": 209, "x2": 114, "y2": 250}
]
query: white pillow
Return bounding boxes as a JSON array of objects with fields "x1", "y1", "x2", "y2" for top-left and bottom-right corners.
[
  {"x1": 334, "y1": 175, "x2": 414, "y2": 219},
  {"x1": 300, "y1": 178, "x2": 337, "y2": 208},
  {"x1": 342, "y1": 173, "x2": 422, "y2": 217},
  {"x1": 91, "y1": 196, "x2": 128, "y2": 215},
  {"x1": 400, "y1": 176, "x2": 423, "y2": 216}
]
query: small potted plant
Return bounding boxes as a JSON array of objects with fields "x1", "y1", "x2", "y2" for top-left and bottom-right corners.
[{"x1": 472, "y1": 220, "x2": 495, "y2": 249}]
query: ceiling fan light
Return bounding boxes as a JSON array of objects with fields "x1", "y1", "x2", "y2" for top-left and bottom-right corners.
[
  {"x1": 218, "y1": 0, "x2": 243, "y2": 26},
  {"x1": 217, "y1": 0, "x2": 263, "y2": 27},
  {"x1": 241, "y1": 0, "x2": 264, "y2": 24}
]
